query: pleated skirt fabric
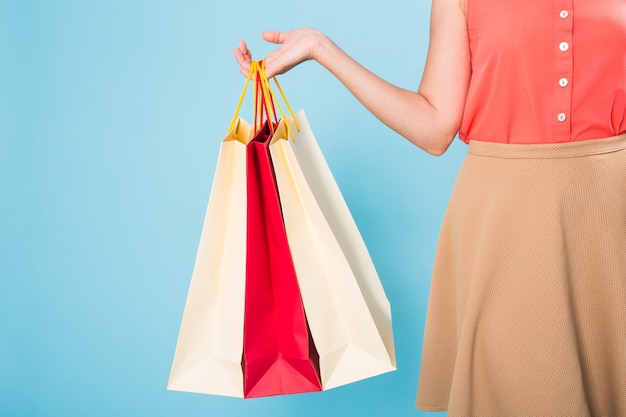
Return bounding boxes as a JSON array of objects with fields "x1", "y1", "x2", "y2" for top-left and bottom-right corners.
[{"x1": 415, "y1": 134, "x2": 626, "y2": 417}]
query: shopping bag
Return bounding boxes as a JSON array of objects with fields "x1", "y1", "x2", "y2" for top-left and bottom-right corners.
[
  {"x1": 167, "y1": 118, "x2": 253, "y2": 397},
  {"x1": 242, "y1": 114, "x2": 322, "y2": 396},
  {"x1": 269, "y1": 112, "x2": 396, "y2": 390},
  {"x1": 168, "y1": 59, "x2": 394, "y2": 398}
]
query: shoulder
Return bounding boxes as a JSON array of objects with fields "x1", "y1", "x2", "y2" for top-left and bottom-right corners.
[
  {"x1": 429, "y1": 0, "x2": 469, "y2": 30},
  {"x1": 430, "y1": 0, "x2": 468, "y2": 23}
]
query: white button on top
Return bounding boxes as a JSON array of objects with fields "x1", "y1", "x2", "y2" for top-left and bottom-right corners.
[
  {"x1": 559, "y1": 10, "x2": 569, "y2": 18},
  {"x1": 559, "y1": 42, "x2": 569, "y2": 51},
  {"x1": 559, "y1": 78, "x2": 569, "y2": 87},
  {"x1": 557, "y1": 113, "x2": 567, "y2": 122}
]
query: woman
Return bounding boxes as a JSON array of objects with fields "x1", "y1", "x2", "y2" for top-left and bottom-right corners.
[{"x1": 234, "y1": 0, "x2": 626, "y2": 415}]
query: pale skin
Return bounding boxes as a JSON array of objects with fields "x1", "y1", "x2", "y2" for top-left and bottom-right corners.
[{"x1": 234, "y1": 0, "x2": 471, "y2": 156}]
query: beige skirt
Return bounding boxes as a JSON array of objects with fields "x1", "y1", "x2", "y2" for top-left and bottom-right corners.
[{"x1": 416, "y1": 134, "x2": 626, "y2": 417}]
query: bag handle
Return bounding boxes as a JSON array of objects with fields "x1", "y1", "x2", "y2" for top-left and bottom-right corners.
[
  {"x1": 227, "y1": 60, "x2": 300, "y2": 140},
  {"x1": 258, "y1": 62, "x2": 301, "y2": 140},
  {"x1": 227, "y1": 61, "x2": 256, "y2": 135},
  {"x1": 254, "y1": 62, "x2": 278, "y2": 136}
]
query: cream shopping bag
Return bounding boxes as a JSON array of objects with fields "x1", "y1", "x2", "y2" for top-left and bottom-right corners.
[
  {"x1": 269, "y1": 111, "x2": 396, "y2": 390},
  {"x1": 167, "y1": 119, "x2": 253, "y2": 397}
]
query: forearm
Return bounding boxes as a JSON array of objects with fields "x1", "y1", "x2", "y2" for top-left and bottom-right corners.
[{"x1": 313, "y1": 35, "x2": 457, "y2": 155}]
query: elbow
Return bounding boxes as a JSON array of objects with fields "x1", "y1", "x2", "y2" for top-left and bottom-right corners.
[
  {"x1": 424, "y1": 142, "x2": 450, "y2": 156},
  {"x1": 412, "y1": 109, "x2": 461, "y2": 156},
  {"x1": 405, "y1": 132, "x2": 454, "y2": 156},
  {"x1": 420, "y1": 130, "x2": 458, "y2": 156},
  {"x1": 400, "y1": 104, "x2": 461, "y2": 155}
]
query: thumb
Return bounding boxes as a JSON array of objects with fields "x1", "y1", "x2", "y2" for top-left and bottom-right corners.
[{"x1": 262, "y1": 31, "x2": 286, "y2": 44}]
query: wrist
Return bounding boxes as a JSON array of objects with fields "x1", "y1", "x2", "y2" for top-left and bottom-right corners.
[{"x1": 309, "y1": 30, "x2": 332, "y2": 63}]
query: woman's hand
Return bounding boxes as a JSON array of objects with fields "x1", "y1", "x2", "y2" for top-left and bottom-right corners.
[{"x1": 233, "y1": 28, "x2": 326, "y2": 78}]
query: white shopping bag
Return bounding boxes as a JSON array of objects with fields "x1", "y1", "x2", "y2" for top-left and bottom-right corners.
[
  {"x1": 168, "y1": 119, "x2": 253, "y2": 397},
  {"x1": 269, "y1": 111, "x2": 396, "y2": 390}
]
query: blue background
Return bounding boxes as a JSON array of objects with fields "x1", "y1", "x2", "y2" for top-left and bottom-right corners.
[{"x1": 0, "y1": 1, "x2": 466, "y2": 416}]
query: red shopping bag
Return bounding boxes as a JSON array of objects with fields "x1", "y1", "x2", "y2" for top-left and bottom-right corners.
[{"x1": 242, "y1": 70, "x2": 322, "y2": 398}]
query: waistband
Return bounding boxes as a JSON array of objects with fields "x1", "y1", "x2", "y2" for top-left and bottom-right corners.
[{"x1": 468, "y1": 134, "x2": 626, "y2": 159}]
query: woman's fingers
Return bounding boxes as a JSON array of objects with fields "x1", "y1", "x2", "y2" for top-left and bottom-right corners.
[
  {"x1": 233, "y1": 50, "x2": 250, "y2": 76},
  {"x1": 233, "y1": 39, "x2": 252, "y2": 76},
  {"x1": 234, "y1": 33, "x2": 287, "y2": 78},
  {"x1": 234, "y1": 28, "x2": 320, "y2": 77},
  {"x1": 238, "y1": 40, "x2": 252, "y2": 60}
]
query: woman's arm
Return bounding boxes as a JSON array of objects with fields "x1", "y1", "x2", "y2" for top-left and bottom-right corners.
[{"x1": 234, "y1": 0, "x2": 470, "y2": 155}]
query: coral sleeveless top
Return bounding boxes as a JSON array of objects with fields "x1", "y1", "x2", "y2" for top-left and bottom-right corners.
[{"x1": 459, "y1": 0, "x2": 626, "y2": 144}]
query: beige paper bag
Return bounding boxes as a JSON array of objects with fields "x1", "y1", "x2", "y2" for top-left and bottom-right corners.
[
  {"x1": 168, "y1": 119, "x2": 253, "y2": 397},
  {"x1": 269, "y1": 111, "x2": 396, "y2": 390}
]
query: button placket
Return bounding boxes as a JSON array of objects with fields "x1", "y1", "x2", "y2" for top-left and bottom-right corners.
[{"x1": 554, "y1": 1, "x2": 574, "y2": 138}]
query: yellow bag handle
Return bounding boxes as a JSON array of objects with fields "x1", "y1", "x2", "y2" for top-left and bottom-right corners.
[
  {"x1": 227, "y1": 61, "x2": 257, "y2": 135},
  {"x1": 256, "y1": 61, "x2": 278, "y2": 136},
  {"x1": 258, "y1": 62, "x2": 300, "y2": 141},
  {"x1": 227, "y1": 60, "x2": 300, "y2": 140},
  {"x1": 269, "y1": 69, "x2": 300, "y2": 133}
]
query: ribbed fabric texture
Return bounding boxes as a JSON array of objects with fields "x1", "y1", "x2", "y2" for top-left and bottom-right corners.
[{"x1": 416, "y1": 134, "x2": 626, "y2": 417}]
